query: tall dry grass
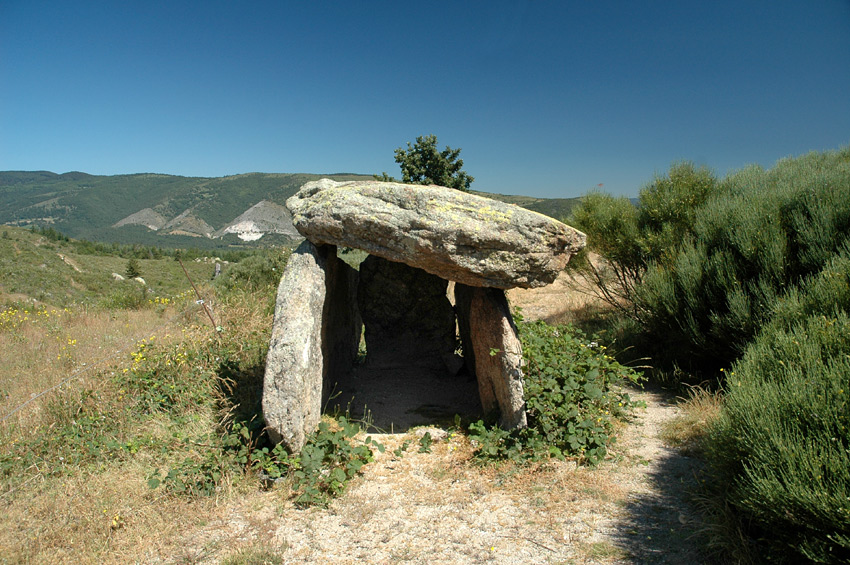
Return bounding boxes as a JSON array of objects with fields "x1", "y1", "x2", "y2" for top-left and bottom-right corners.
[
  {"x1": 0, "y1": 300, "x2": 196, "y2": 435},
  {"x1": 0, "y1": 291, "x2": 234, "y2": 564}
]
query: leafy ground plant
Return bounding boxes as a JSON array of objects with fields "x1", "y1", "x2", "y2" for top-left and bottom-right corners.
[
  {"x1": 290, "y1": 417, "x2": 384, "y2": 507},
  {"x1": 469, "y1": 319, "x2": 643, "y2": 464}
]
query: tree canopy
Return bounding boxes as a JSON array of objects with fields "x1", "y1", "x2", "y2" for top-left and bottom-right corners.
[{"x1": 376, "y1": 134, "x2": 474, "y2": 191}]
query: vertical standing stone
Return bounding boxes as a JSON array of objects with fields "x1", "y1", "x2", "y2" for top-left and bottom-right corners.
[
  {"x1": 358, "y1": 255, "x2": 460, "y2": 373},
  {"x1": 456, "y1": 284, "x2": 527, "y2": 429},
  {"x1": 262, "y1": 240, "x2": 361, "y2": 452}
]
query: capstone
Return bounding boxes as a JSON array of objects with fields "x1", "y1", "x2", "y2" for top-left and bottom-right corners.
[{"x1": 287, "y1": 179, "x2": 585, "y2": 289}]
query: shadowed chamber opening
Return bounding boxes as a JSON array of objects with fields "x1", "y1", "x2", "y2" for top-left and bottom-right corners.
[{"x1": 325, "y1": 254, "x2": 481, "y2": 432}]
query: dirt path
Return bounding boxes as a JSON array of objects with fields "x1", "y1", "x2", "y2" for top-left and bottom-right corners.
[
  {"x1": 601, "y1": 386, "x2": 711, "y2": 564},
  {"x1": 168, "y1": 387, "x2": 709, "y2": 564}
]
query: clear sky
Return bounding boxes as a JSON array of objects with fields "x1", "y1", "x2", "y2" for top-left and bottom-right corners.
[{"x1": 2, "y1": 1, "x2": 849, "y2": 198}]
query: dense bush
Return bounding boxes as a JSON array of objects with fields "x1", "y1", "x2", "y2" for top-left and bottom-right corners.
[
  {"x1": 703, "y1": 242, "x2": 850, "y2": 563},
  {"x1": 573, "y1": 148, "x2": 850, "y2": 376},
  {"x1": 570, "y1": 162, "x2": 720, "y2": 318},
  {"x1": 469, "y1": 320, "x2": 642, "y2": 464},
  {"x1": 635, "y1": 149, "x2": 850, "y2": 372},
  {"x1": 709, "y1": 313, "x2": 850, "y2": 563}
]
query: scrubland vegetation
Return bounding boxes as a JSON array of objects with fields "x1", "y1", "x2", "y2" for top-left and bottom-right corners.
[
  {"x1": 571, "y1": 146, "x2": 850, "y2": 563},
  {"x1": 2, "y1": 145, "x2": 847, "y2": 563},
  {"x1": 0, "y1": 229, "x2": 292, "y2": 561}
]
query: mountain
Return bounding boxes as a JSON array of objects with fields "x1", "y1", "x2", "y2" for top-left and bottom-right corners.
[
  {"x1": 213, "y1": 200, "x2": 299, "y2": 241},
  {"x1": 0, "y1": 171, "x2": 582, "y2": 248}
]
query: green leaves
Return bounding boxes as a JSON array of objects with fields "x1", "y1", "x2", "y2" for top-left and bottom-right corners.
[
  {"x1": 469, "y1": 320, "x2": 642, "y2": 465},
  {"x1": 418, "y1": 432, "x2": 433, "y2": 454},
  {"x1": 709, "y1": 313, "x2": 850, "y2": 563},
  {"x1": 290, "y1": 416, "x2": 383, "y2": 507},
  {"x1": 378, "y1": 134, "x2": 474, "y2": 191}
]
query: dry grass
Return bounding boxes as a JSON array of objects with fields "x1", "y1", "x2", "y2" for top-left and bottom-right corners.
[
  {"x1": 506, "y1": 269, "x2": 618, "y2": 339},
  {"x1": 0, "y1": 291, "x2": 227, "y2": 564},
  {"x1": 0, "y1": 297, "x2": 196, "y2": 436},
  {"x1": 0, "y1": 463, "x2": 220, "y2": 564},
  {"x1": 659, "y1": 386, "x2": 724, "y2": 455}
]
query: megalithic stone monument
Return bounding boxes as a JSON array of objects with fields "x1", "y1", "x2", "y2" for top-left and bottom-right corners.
[{"x1": 263, "y1": 179, "x2": 586, "y2": 453}]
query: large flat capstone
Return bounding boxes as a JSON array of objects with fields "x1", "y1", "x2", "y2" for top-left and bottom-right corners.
[{"x1": 287, "y1": 179, "x2": 586, "y2": 289}]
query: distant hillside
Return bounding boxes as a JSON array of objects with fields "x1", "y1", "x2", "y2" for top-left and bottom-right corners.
[
  {"x1": 0, "y1": 171, "x2": 582, "y2": 248},
  {"x1": 0, "y1": 225, "x2": 214, "y2": 306}
]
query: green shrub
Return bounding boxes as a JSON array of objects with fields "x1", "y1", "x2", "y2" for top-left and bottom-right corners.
[
  {"x1": 636, "y1": 161, "x2": 720, "y2": 261},
  {"x1": 770, "y1": 243, "x2": 850, "y2": 330},
  {"x1": 99, "y1": 282, "x2": 150, "y2": 310},
  {"x1": 570, "y1": 162, "x2": 720, "y2": 317},
  {"x1": 469, "y1": 320, "x2": 642, "y2": 464},
  {"x1": 709, "y1": 313, "x2": 850, "y2": 563},
  {"x1": 569, "y1": 192, "x2": 644, "y2": 315},
  {"x1": 290, "y1": 417, "x2": 383, "y2": 507},
  {"x1": 215, "y1": 248, "x2": 291, "y2": 293},
  {"x1": 635, "y1": 148, "x2": 850, "y2": 374},
  {"x1": 125, "y1": 258, "x2": 142, "y2": 279}
]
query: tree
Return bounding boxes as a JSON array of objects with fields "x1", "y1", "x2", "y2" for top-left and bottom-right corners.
[
  {"x1": 125, "y1": 257, "x2": 142, "y2": 279},
  {"x1": 569, "y1": 162, "x2": 719, "y2": 320},
  {"x1": 376, "y1": 134, "x2": 474, "y2": 191}
]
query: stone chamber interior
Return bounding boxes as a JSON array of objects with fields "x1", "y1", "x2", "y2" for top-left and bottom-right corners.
[{"x1": 324, "y1": 253, "x2": 483, "y2": 432}]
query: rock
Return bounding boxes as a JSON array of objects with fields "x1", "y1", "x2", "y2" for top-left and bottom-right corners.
[
  {"x1": 113, "y1": 208, "x2": 168, "y2": 231},
  {"x1": 111, "y1": 273, "x2": 125, "y2": 281},
  {"x1": 215, "y1": 200, "x2": 300, "y2": 241},
  {"x1": 287, "y1": 179, "x2": 586, "y2": 289},
  {"x1": 414, "y1": 427, "x2": 447, "y2": 441},
  {"x1": 358, "y1": 255, "x2": 460, "y2": 373},
  {"x1": 262, "y1": 240, "x2": 361, "y2": 452},
  {"x1": 455, "y1": 284, "x2": 527, "y2": 429},
  {"x1": 162, "y1": 208, "x2": 215, "y2": 238}
]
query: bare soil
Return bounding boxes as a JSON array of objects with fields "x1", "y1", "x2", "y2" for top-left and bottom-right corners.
[{"x1": 168, "y1": 272, "x2": 713, "y2": 564}]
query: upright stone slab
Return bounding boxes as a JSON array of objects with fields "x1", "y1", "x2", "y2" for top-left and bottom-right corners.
[
  {"x1": 262, "y1": 240, "x2": 361, "y2": 452},
  {"x1": 456, "y1": 284, "x2": 527, "y2": 429},
  {"x1": 358, "y1": 255, "x2": 460, "y2": 373}
]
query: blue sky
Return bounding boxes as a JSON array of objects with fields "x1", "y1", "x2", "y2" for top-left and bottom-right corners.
[{"x1": 2, "y1": 1, "x2": 849, "y2": 198}]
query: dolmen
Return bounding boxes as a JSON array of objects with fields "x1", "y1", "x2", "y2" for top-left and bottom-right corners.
[{"x1": 263, "y1": 179, "x2": 586, "y2": 452}]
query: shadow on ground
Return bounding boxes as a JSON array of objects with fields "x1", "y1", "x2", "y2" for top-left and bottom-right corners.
[
  {"x1": 609, "y1": 387, "x2": 719, "y2": 564},
  {"x1": 326, "y1": 366, "x2": 482, "y2": 433}
]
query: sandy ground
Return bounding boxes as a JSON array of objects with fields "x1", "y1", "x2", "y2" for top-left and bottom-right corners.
[{"x1": 165, "y1": 272, "x2": 713, "y2": 564}]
